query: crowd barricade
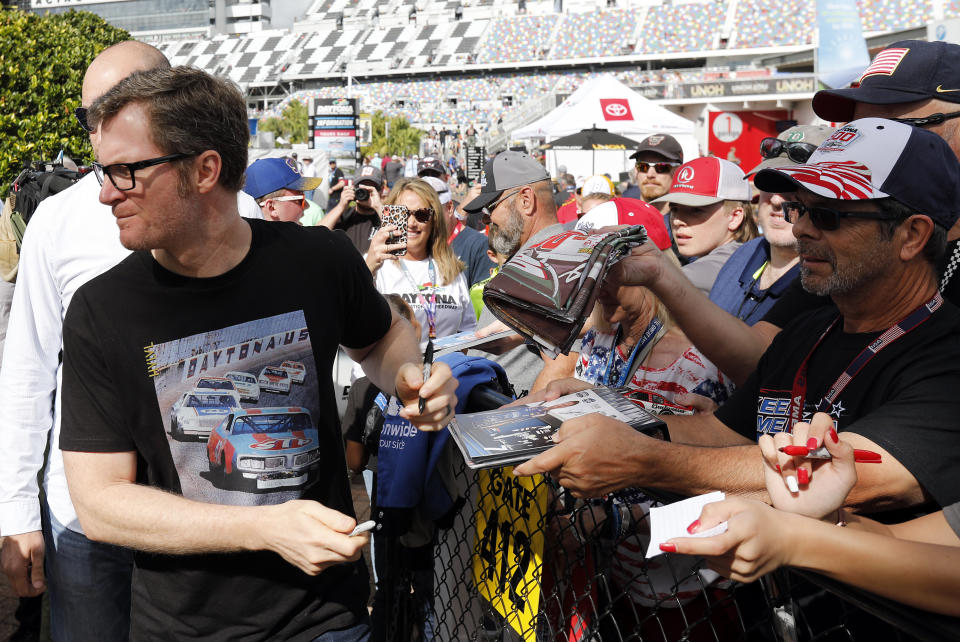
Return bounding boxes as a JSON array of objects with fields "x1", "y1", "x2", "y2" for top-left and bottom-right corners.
[{"x1": 373, "y1": 417, "x2": 960, "y2": 641}]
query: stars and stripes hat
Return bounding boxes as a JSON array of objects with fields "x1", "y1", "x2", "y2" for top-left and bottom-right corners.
[
  {"x1": 813, "y1": 40, "x2": 960, "y2": 122},
  {"x1": 754, "y1": 117, "x2": 960, "y2": 229}
]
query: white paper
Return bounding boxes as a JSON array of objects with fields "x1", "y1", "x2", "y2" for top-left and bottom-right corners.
[{"x1": 646, "y1": 491, "x2": 728, "y2": 558}]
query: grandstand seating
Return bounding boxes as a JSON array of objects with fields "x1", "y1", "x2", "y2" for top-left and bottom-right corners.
[
  {"x1": 550, "y1": 9, "x2": 639, "y2": 59},
  {"x1": 476, "y1": 14, "x2": 559, "y2": 63},
  {"x1": 640, "y1": 1, "x2": 725, "y2": 53},
  {"x1": 858, "y1": 0, "x2": 932, "y2": 33},
  {"x1": 734, "y1": 0, "x2": 814, "y2": 48}
]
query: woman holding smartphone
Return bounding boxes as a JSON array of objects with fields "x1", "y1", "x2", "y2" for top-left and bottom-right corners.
[{"x1": 365, "y1": 177, "x2": 477, "y2": 342}]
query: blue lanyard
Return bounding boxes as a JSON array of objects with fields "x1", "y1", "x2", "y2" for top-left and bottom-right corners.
[
  {"x1": 399, "y1": 258, "x2": 438, "y2": 339},
  {"x1": 601, "y1": 317, "x2": 663, "y2": 387}
]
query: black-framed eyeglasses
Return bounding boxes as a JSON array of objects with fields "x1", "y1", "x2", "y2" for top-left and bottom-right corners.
[
  {"x1": 480, "y1": 188, "x2": 523, "y2": 225},
  {"x1": 759, "y1": 138, "x2": 818, "y2": 164},
  {"x1": 782, "y1": 201, "x2": 900, "y2": 231},
  {"x1": 890, "y1": 111, "x2": 960, "y2": 128},
  {"x1": 74, "y1": 107, "x2": 93, "y2": 133},
  {"x1": 93, "y1": 153, "x2": 194, "y2": 192},
  {"x1": 635, "y1": 161, "x2": 679, "y2": 174}
]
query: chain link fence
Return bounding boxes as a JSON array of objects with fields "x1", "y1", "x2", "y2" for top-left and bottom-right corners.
[{"x1": 370, "y1": 455, "x2": 960, "y2": 642}]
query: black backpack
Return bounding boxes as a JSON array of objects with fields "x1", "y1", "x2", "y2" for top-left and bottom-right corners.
[{"x1": 10, "y1": 159, "x2": 87, "y2": 251}]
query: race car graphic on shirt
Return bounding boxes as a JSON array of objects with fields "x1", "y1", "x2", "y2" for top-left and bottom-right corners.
[
  {"x1": 170, "y1": 392, "x2": 242, "y2": 441},
  {"x1": 280, "y1": 360, "x2": 306, "y2": 384},
  {"x1": 206, "y1": 407, "x2": 321, "y2": 491},
  {"x1": 259, "y1": 366, "x2": 291, "y2": 393},
  {"x1": 224, "y1": 371, "x2": 260, "y2": 402},
  {"x1": 146, "y1": 310, "x2": 326, "y2": 504}
]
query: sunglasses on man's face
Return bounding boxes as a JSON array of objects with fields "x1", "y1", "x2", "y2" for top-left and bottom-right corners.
[
  {"x1": 635, "y1": 161, "x2": 679, "y2": 174},
  {"x1": 260, "y1": 194, "x2": 307, "y2": 209},
  {"x1": 74, "y1": 107, "x2": 94, "y2": 133},
  {"x1": 759, "y1": 138, "x2": 818, "y2": 164},
  {"x1": 781, "y1": 201, "x2": 900, "y2": 231}
]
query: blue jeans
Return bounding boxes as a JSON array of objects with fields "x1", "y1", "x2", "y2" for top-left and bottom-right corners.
[
  {"x1": 312, "y1": 619, "x2": 371, "y2": 641},
  {"x1": 42, "y1": 505, "x2": 134, "y2": 642}
]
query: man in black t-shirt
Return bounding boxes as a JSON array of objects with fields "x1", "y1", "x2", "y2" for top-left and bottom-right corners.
[
  {"x1": 58, "y1": 67, "x2": 457, "y2": 641},
  {"x1": 515, "y1": 119, "x2": 960, "y2": 516},
  {"x1": 326, "y1": 159, "x2": 346, "y2": 209}
]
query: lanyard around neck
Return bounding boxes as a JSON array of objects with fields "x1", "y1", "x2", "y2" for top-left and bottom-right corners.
[
  {"x1": 447, "y1": 221, "x2": 464, "y2": 244},
  {"x1": 787, "y1": 291, "x2": 943, "y2": 429},
  {"x1": 601, "y1": 317, "x2": 664, "y2": 387},
  {"x1": 398, "y1": 258, "x2": 438, "y2": 339}
]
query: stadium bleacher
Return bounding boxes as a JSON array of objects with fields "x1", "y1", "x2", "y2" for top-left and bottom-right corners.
[{"x1": 734, "y1": 0, "x2": 814, "y2": 48}]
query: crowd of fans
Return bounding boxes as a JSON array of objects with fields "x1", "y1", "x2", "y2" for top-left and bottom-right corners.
[{"x1": 4, "y1": 34, "x2": 960, "y2": 642}]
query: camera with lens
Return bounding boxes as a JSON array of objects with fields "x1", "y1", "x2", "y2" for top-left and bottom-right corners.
[{"x1": 354, "y1": 187, "x2": 371, "y2": 201}]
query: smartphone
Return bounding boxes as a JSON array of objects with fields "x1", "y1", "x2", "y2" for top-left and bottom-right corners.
[{"x1": 381, "y1": 204, "x2": 408, "y2": 256}]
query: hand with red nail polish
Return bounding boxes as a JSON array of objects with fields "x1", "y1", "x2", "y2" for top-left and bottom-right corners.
[{"x1": 758, "y1": 412, "x2": 858, "y2": 519}]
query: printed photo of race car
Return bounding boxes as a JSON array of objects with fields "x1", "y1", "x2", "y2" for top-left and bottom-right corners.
[
  {"x1": 224, "y1": 371, "x2": 260, "y2": 403},
  {"x1": 206, "y1": 407, "x2": 321, "y2": 491},
  {"x1": 258, "y1": 366, "x2": 291, "y2": 394},
  {"x1": 192, "y1": 377, "x2": 242, "y2": 405},
  {"x1": 170, "y1": 392, "x2": 242, "y2": 441},
  {"x1": 280, "y1": 360, "x2": 306, "y2": 384}
]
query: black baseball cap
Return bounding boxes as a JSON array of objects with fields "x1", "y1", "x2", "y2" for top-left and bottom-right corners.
[
  {"x1": 462, "y1": 151, "x2": 550, "y2": 213},
  {"x1": 628, "y1": 134, "x2": 683, "y2": 163},
  {"x1": 417, "y1": 156, "x2": 445, "y2": 177},
  {"x1": 814, "y1": 40, "x2": 960, "y2": 122}
]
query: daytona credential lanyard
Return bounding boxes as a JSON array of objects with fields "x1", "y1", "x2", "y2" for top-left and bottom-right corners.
[
  {"x1": 399, "y1": 258, "x2": 438, "y2": 339},
  {"x1": 788, "y1": 292, "x2": 943, "y2": 429},
  {"x1": 601, "y1": 317, "x2": 665, "y2": 387}
]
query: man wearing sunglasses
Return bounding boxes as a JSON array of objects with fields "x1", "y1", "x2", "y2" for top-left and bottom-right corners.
[
  {"x1": 56, "y1": 66, "x2": 457, "y2": 640},
  {"x1": 624, "y1": 134, "x2": 684, "y2": 214},
  {"x1": 516, "y1": 119, "x2": 960, "y2": 567},
  {"x1": 242, "y1": 157, "x2": 322, "y2": 224}
]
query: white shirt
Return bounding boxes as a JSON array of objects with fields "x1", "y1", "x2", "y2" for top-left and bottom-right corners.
[
  {"x1": 0, "y1": 174, "x2": 263, "y2": 536},
  {"x1": 375, "y1": 257, "x2": 477, "y2": 342}
]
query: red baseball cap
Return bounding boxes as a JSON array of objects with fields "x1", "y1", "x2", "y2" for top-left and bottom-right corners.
[
  {"x1": 652, "y1": 156, "x2": 751, "y2": 207},
  {"x1": 574, "y1": 197, "x2": 671, "y2": 250}
]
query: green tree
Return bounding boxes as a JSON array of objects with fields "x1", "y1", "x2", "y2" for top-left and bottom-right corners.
[
  {"x1": 0, "y1": 9, "x2": 129, "y2": 195},
  {"x1": 258, "y1": 98, "x2": 308, "y2": 146},
  {"x1": 361, "y1": 111, "x2": 422, "y2": 158}
]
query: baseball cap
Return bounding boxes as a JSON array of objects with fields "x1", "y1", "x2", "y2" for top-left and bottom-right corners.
[
  {"x1": 353, "y1": 165, "x2": 384, "y2": 188},
  {"x1": 463, "y1": 151, "x2": 550, "y2": 212},
  {"x1": 417, "y1": 156, "x2": 445, "y2": 177},
  {"x1": 242, "y1": 157, "x2": 323, "y2": 200},
  {"x1": 580, "y1": 174, "x2": 615, "y2": 197},
  {"x1": 813, "y1": 40, "x2": 960, "y2": 122},
  {"x1": 652, "y1": 157, "x2": 751, "y2": 207},
  {"x1": 574, "y1": 197, "x2": 671, "y2": 250},
  {"x1": 745, "y1": 125, "x2": 836, "y2": 177},
  {"x1": 754, "y1": 117, "x2": 960, "y2": 229},
  {"x1": 421, "y1": 175, "x2": 451, "y2": 205},
  {"x1": 629, "y1": 134, "x2": 683, "y2": 163}
]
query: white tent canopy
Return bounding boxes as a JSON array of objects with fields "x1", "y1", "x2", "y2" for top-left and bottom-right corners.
[{"x1": 513, "y1": 74, "x2": 698, "y2": 179}]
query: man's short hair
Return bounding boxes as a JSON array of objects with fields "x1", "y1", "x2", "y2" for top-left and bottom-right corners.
[{"x1": 88, "y1": 66, "x2": 249, "y2": 192}]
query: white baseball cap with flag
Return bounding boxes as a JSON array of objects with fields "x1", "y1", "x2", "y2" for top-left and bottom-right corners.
[
  {"x1": 652, "y1": 157, "x2": 751, "y2": 207},
  {"x1": 754, "y1": 117, "x2": 960, "y2": 229}
]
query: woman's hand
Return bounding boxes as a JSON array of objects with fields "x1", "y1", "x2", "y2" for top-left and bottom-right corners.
[
  {"x1": 661, "y1": 496, "x2": 804, "y2": 583},
  {"x1": 759, "y1": 412, "x2": 858, "y2": 519},
  {"x1": 364, "y1": 224, "x2": 405, "y2": 275}
]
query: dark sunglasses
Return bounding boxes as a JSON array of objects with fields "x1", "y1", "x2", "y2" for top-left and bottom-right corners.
[
  {"x1": 74, "y1": 107, "x2": 93, "y2": 133},
  {"x1": 759, "y1": 138, "x2": 818, "y2": 164},
  {"x1": 406, "y1": 207, "x2": 433, "y2": 223},
  {"x1": 891, "y1": 110, "x2": 960, "y2": 128},
  {"x1": 782, "y1": 201, "x2": 900, "y2": 231},
  {"x1": 480, "y1": 188, "x2": 523, "y2": 225},
  {"x1": 635, "y1": 161, "x2": 679, "y2": 174}
]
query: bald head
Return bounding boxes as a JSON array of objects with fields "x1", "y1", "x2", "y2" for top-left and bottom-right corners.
[{"x1": 81, "y1": 40, "x2": 169, "y2": 108}]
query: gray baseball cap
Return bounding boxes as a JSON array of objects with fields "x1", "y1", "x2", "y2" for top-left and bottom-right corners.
[{"x1": 463, "y1": 151, "x2": 550, "y2": 212}]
